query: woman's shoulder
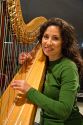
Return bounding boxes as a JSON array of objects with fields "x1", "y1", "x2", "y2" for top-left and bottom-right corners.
[
  {"x1": 51, "y1": 57, "x2": 79, "y2": 80},
  {"x1": 51, "y1": 57, "x2": 78, "y2": 75},
  {"x1": 61, "y1": 57, "x2": 77, "y2": 69}
]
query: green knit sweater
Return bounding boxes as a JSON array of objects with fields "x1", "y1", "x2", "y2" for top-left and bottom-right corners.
[{"x1": 27, "y1": 57, "x2": 82, "y2": 125}]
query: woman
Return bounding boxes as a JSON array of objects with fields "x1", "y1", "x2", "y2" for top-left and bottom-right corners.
[{"x1": 11, "y1": 18, "x2": 83, "y2": 125}]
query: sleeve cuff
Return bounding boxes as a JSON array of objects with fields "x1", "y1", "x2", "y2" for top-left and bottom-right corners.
[{"x1": 26, "y1": 87, "x2": 37, "y2": 101}]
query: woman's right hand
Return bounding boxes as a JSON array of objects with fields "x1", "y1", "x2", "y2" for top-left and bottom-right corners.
[{"x1": 10, "y1": 80, "x2": 32, "y2": 94}]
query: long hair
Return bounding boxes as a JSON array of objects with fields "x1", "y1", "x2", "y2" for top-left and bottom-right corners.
[{"x1": 38, "y1": 18, "x2": 83, "y2": 76}]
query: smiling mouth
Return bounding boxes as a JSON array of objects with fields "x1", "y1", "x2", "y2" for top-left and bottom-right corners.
[{"x1": 44, "y1": 47, "x2": 53, "y2": 51}]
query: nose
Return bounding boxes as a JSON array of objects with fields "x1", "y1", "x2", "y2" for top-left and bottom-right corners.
[{"x1": 46, "y1": 38, "x2": 52, "y2": 46}]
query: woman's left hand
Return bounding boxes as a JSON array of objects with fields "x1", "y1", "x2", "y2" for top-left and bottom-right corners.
[{"x1": 10, "y1": 80, "x2": 32, "y2": 94}]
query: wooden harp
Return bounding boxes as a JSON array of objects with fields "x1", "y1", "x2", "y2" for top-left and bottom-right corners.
[{"x1": 0, "y1": 0, "x2": 47, "y2": 125}]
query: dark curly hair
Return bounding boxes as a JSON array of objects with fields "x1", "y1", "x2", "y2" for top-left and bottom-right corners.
[{"x1": 38, "y1": 18, "x2": 83, "y2": 76}]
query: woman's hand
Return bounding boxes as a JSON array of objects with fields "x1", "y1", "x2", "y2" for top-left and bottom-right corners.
[
  {"x1": 18, "y1": 52, "x2": 32, "y2": 64},
  {"x1": 10, "y1": 80, "x2": 32, "y2": 94},
  {"x1": 18, "y1": 52, "x2": 28, "y2": 64}
]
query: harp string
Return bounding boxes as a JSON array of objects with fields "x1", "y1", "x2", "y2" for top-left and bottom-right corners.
[
  {"x1": 1, "y1": 43, "x2": 42, "y2": 125},
  {"x1": 0, "y1": 0, "x2": 8, "y2": 94},
  {"x1": 0, "y1": 0, "x2": 33, "y2": 115},
  {"x1": 2, "y1": 44, "x2": 40, "y2": 125},
  {"x1": 1, "y1": 1, "x2": 41, "y2": 117},
  {"x1": 0, "y1": 0, "x2": 19, "y2": 122},
  {"x1": 0, "y1": 0, "x2": 14, "y2": 120}
]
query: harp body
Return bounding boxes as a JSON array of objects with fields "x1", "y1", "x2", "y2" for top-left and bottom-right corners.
[
  {"x1": 0, "y1": 45, "x2": 46, "y2": 125},
  {"x1": 0, "y1": 0, "x2": 47, "y2": 124}
]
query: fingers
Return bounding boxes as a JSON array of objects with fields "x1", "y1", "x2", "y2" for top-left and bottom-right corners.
[
  {"x1": 10, "y1": 80, "x2": 27, "y2": 105},
  {"x1": 18, "y1": 52, "x2": 28, "y2": 64},
  {"x1": 18, "y1": 52, "x2": 33, "y2": 64},
  {"x1": 10, "y1": 80, "x2": 23, "y2": 91},
  {"x1": 10, "y1": 80, "x2": 31, "y2": 93}
]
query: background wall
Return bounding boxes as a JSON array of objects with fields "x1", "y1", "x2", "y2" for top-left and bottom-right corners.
[{"x1": 20, "y1": 0, "x2": 83, "y2": 46}]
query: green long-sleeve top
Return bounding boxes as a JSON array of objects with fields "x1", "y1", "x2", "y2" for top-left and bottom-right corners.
[{"x1": 26, "y1": 57, "x2": 82, "y2": 125}]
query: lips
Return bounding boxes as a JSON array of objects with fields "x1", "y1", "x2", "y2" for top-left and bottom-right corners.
[{"x1": 44, "y1": 47, "x2": 53, "y2": 51}]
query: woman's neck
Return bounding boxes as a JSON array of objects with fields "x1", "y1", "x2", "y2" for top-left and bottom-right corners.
[{"x1": 49, "y1": 54, "x2": 63, "y2": 61}]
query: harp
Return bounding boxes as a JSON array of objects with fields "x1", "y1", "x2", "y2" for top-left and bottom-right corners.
[{"x1": 0, "y1": 0, "x2": 47, "y2": 124}]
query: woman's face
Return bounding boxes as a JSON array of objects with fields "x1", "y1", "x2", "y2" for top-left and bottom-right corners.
[{"x1": 41, "y1": 25, "x2": 63, "y2": 61}]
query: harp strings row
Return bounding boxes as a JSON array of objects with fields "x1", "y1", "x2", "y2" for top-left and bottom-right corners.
[
  {"x1": 0, "y1": 0, "x2": 37, "y2": 96},
  {"x1": 0, "y1": 0, "x2": 47, "y2": 124}
]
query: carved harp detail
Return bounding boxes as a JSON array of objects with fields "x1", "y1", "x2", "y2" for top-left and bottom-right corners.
[
  {"x1": 0, "y1": 0, "x2": 47, "y2": 125},
  {"x1": 7, "y1": 0, "x2": 47, "y2": 43}
]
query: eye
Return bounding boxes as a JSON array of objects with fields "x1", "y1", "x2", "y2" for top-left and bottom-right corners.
[
  {"x1": 43, "y1": 34, "x2": 49, "y2": 39},
  {"x1": 52, "y1": 36, "x2": 60, "y2": 41}
]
